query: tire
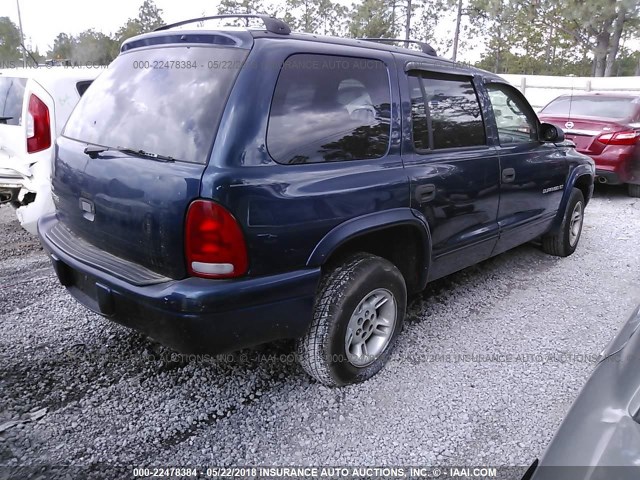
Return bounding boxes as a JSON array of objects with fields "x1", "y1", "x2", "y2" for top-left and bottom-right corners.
[
  {"x1": 297, "y1": 253, "x2": 407, "y2": 387},
  {"x1": 541, "y1": 188, "x2": 585, "y2": 257},
  {"x1": 628, "y1": 184, "x2": 640, "y2": 198}
]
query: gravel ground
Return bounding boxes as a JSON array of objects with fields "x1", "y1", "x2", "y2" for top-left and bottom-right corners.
[{"x1": 1, "y1": 185, "x2": 639, "y2": 479}]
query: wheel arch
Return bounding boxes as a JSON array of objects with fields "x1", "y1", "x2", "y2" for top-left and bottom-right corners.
[
  {"x1": 306, "y1": 208, "x2": 432, "y2": 294},
  {"x1": 550, "y1": 166, "x2": 594, "y2": 232}
]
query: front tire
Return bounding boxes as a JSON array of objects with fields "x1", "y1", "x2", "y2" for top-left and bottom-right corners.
[
  {"x1": 541, "y1": 188, "x2": 585, "y2": 257},
  {"x1": 297, "y1": 253, "x2": 407, "y2": 387},
  {"x1": 628, "y1": 184, "x2": 640, "y2": 198}
]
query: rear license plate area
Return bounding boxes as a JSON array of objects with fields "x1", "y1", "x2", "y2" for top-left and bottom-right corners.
[
  {"x1": 566, "y1": 134, "x2": 592, "y2": 150},
  {"x1": 72, "y1": 270, "x2": 99, "y2": 301}
]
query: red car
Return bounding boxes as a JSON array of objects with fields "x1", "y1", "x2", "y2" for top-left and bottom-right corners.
[{"x1": 538, "y1": 93, "x2": 640, "y2": 197}]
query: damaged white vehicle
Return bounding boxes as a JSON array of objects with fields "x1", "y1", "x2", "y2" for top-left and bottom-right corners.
[{"x1": 0, "y1": 68, "x2": 98, "y2": 234}]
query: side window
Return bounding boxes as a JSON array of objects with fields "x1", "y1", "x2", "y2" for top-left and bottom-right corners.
[
  {"x1": 267, "y1": 54, "x2": 391, "y2": 164},
  {"x1": 487, "y1": 84, "x2": 538, "y2": 144},
  {"x1": 76, "y1": 81, "x2": 93, "y2": 97},
  {"x1": 409, "y1": 75, "x2": 429, "y2": 150},
  {"x1": 409, "y1": 72, "x2": 486, "y2": 150}
]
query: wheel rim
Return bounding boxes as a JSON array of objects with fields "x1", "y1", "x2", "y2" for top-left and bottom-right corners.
[
  {"x1": 569, "y1": 201, "x2": 583, "y2": 247},
  {"x1": 344, "y1": 288, "x2": 397, "y2": 368}
]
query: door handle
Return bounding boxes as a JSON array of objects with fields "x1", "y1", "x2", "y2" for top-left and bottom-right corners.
[
  {"x1": 502, "y1": 168, "x2": 516, "y2": 183},
  {"x1": 415, "y1": 184, "x2": 436, "y2": 203}
]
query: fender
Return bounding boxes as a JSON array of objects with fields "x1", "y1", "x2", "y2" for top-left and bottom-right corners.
[
  {"x1": 306, "y1": 208, "x2": 432, "y2": 290},
  {"x1": 550, "y1": 163, "x2": 595, "y2": 232}
]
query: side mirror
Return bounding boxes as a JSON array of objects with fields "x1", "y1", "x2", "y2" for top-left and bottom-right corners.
[{"x1": 540, "y1": 122, "x2": 565, "y2": 143}]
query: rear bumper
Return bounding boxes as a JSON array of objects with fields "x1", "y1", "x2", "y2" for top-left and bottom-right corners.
[
  {"x1": 38, "y1": 214, "x2": 320, "y2": 353},
  {"x1": 595, "y1": 168, "x2": 622, "y2": 185},
  {"x1": 0, "y1": 153, "x2": 54, "y2": 233},
  {"x1": 0, "y1": 173, "x2": 27, "y2": 203},
  {"x1": 589, "y1": 145, "x2": 640, "y2": 185}
]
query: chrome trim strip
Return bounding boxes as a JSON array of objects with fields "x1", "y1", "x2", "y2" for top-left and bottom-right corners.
[{"x1": 564, "y1": 129, "x2": 600, "y2": 136}]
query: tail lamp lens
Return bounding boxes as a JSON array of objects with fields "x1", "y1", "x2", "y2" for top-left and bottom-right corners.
[
  {"x1": 26, "y1": 94, "x2": 51, "y2": 153},
  {"x1": 185, "y1": 200, "x2": 248, "y2": 279}
]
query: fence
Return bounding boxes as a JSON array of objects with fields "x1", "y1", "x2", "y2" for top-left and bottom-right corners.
[{"x1": 499, "y1": 74, "x2": 640, "y2": 111}]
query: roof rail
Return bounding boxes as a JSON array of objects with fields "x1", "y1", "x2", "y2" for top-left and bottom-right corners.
[
  {"x1": 155, "y1": 14, "x2": 291, "y2": 35},
  {"x1": 357, "y1": 38, "x2": 437, "y2": 56}
]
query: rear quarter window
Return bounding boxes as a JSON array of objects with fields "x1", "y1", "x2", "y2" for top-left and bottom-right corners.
[
  {"x1": 0, "y1": 77, "x2": 27, "y2": 126},
  {"x1": 76, "y1": 81, "x2": 93, "y2": 96},
  {"x1": 267, "y1": 54, "x2": 391, "y2": 164}
]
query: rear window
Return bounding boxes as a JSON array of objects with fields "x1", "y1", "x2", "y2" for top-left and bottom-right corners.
[
  {"x1": 63, "y1": 46, "x2": 248, "y2": 163},
  {"x1": 541, "y1": 96, "x2": 638, "y2": 120},
  {"x1": 267, "y1": 54, "x2": 391, "y2": 164},
  {"x1": 0, "y1": 77, "x2": 27, "y2": 126}
]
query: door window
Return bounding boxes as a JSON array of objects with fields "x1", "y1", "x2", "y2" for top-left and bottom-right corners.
[
  {"x1": 409, "y1": 72, "x2": 486, "y2": 150},
  {"x1": 409, "y1": 75, "x2": 429, "y2": 150},
  {"x1": 487, "y1": 84, "x2": 538, "y2": 144}
]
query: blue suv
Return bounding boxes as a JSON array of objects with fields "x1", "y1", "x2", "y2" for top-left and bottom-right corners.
[{"x1": 38, "y1": 15, "x2": 595, "y2": 386}]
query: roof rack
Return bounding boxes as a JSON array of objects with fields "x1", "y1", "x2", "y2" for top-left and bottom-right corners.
[
  {"x1": 357, "y1": 38, "x2": 437, "y2": 56},
  {"x1": 155, "y1": 14, "x2": 291, "y2": 35}
]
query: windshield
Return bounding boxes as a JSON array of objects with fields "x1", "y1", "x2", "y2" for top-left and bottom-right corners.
[
  {"x1": 541, "y1": 96, "x2": 637, "y2": 120},
  {"x1": 0, "y1": 77, "x2": 27, "y2": 126},
  {"x1": 63, "y1": 46, "x2": 248, "y2": 163}
]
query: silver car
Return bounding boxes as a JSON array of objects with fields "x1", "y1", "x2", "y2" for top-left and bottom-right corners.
[{"x1": 526, "y1": 305, "x2": 640, "y2": 479}]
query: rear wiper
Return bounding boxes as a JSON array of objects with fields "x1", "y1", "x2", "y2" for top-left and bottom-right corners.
[
  {"x1": 83, "y1": 145, "x2": 175, "y2": 162},
  {"x1": 0, "y1": 116, "x2": 13, "y2": 124}
]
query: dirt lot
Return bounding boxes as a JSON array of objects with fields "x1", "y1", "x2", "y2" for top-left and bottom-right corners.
[{"x1": 1, "y1": 185, "x2": 639, "y2": 479}]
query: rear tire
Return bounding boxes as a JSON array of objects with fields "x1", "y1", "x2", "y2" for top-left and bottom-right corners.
[
  {"x1": 541, "y1": 188, "x2": 585, "y2": 257},
  {"x1": 297, "y1": 253, "x2": 406, "y2": 387},
  {"x1": 628, "y1": 184, "x2": 640, "y2": 198}
]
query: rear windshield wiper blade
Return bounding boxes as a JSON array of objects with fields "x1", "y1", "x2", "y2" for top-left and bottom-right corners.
[
  {"x1": 83, "y1": 145, "x2": 175, "y2": 162},
  {"x1": 0, "y1": 116, "x2": 13, "y2": 124}
]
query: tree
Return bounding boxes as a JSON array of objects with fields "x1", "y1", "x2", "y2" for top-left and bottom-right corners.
[
  {"x1": 47, "y1": 33, "x2": 75, "y2": 60},
  {"x1": 35, "y1": 0, "x2": 638, "y2": 76},
  {"x1": 217, "y1": 0, "x2": 267, "y2": 26},
  {"x1": 284, "y1": 0, "x2": 318, "y2": 32},
  {"x1": 114, "y1": 0, "x2": 164, "y2": 47},
  {"x1": 612, "y1": 47, "x2": 640, "y2": 76},
  {"x1": 466, "y1": 0, "x2": 519, "y2": 73},
  {"x1": 0, "y1": 17, "x2": 22, "y2": 63},
  {"x1": 282, "y1": 0, "x2": 347, "y2": 35},
  {"x1": 74, "y1": 30, "x2": 118, "y2": 65},
  {"x1": 349, "y1": 0, "x2": 395, "y2": 38},
  {"x1": 605, "y1": 0, "x2": 640, "y2": 76},
  {"x1": 137, "y1": 0, "x2": 165, "y2": 31},
  {"x1": 413, "y1": 0, "x2": 450, "y2": 50},
  {"x1": 521, "y1": 0, "x2": 640, "y2": 76},
  {"x1": 316, "y1": 0, "x2": 348, "y2": 36},
  {"x1": 452, "y1": 0, "x2": 464, "y2": 60},
  {"x1": 25, "y1": 40, "x2": 45, "y2": 65}
]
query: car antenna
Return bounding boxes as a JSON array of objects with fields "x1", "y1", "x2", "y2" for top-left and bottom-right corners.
[{"x1": 567, "y1": 74, "x2": 575, "y2": 122}]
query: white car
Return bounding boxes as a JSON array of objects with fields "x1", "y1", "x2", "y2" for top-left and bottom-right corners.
[{"x1": 0, "y1": 67, "x2": 99, "y2": 234}]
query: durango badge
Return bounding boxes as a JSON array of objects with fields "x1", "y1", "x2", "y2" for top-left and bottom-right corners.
[{"x1": 543, "y1": 185, "x2": 564, "y2": 194}]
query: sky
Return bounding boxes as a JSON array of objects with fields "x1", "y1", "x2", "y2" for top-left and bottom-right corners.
[
  {"x1": 5, "y1": 1, "x2": 639, "y2": 66},
  {"x1": 6, "y1": 0, "x2": 234, "y2": 54},
  {"x1": 4, "y1": 0, "x2": 474, "y2": 61}
]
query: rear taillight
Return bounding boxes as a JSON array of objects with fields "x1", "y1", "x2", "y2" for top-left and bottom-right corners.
[
  {"x1": 596, "y1": 130, "x2": 640, "y2": 146},
  {"x1": 26, "y1": 94, "x2": 51, "y2": 153},
  {"x1": 185, "y1": 200, "x2": 248, "y2": 279}
]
